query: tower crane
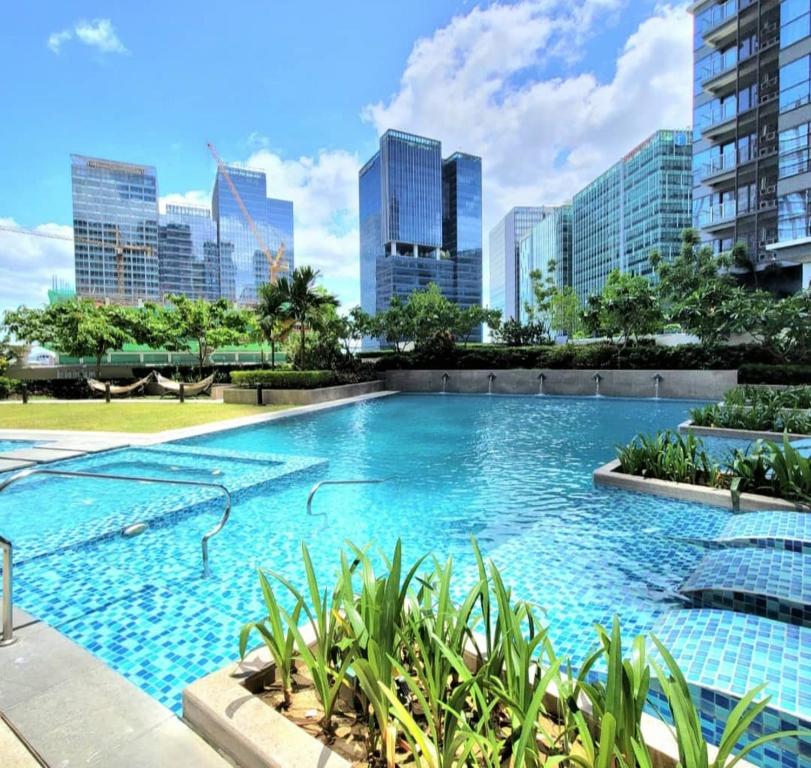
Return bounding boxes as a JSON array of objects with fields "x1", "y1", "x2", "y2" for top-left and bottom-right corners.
[
  {"x1": 206, "y1": 142, "x2": 287, "y2": 284},
  {"x1": 0, "y1": 223, "x2": 152, "y2": 301}
]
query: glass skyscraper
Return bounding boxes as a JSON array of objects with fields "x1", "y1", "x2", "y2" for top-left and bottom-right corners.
[
  {"x1": 572, "y1": 130, "x2": 693, "y2": 303},
  {"x1": 518, "y1": 205, "x2": 573, "y2": 323},
  {"x1": 212, "y1": 165, "x2": 294, "y2": 305},
  {"x1": 72, "y1": 154, "x2": 161, "y2": 303},
  {"x1": 692, "y1": 0, "x2": 811, "y2": 290},
  {"x1": 359, "y1": 130, "x2": 483, "y2": 342},
  {"x1": 488, "y1": 207, "x2": 551, "y2": 320},
  {"x1": 158, "y1": 205, "x2": 220, "y2": 300}
]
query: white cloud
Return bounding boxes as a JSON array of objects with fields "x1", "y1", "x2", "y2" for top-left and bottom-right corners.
[
  {"x1": 47, "y1": 19, "x2": 128, "y2": 56},
  {"x1": 159, "y1": 190, "x2": 211, "y2": 214},
  {"x1": 362, "y1": 0, "x2": 693, "y2": 296},
  {"x1": 0, "y1": 220, "x2": 74, "y2": 314}
]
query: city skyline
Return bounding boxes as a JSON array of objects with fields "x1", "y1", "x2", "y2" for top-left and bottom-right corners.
[{"x1": 0, "y1": 1, "x2": 693, "y2": 313}]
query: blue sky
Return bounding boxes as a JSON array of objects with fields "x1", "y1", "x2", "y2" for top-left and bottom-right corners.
[{"x1": 0, "y1": 1, "x2": 693, "y2": 310}]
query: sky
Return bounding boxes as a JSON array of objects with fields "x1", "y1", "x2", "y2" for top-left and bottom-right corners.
[{"x1": 0, "y1": 1, "x2": 694, "y2": 313}]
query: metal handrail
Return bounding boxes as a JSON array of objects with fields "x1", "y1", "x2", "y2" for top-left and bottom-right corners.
[
  {"x1": 0, "y1": 468, "x2": 232, "y2": 646},
  {"x1": 306, "y1": 478, "x2": 389, "y2": 516}
]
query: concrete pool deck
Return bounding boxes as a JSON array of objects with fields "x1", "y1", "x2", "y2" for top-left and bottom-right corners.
[{"x1": 0, "y1": 608, "x2": 232, "y2": 767}]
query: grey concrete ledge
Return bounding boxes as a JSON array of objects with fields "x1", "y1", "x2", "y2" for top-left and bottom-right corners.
[
  {"x1": 386, "y1": 369, "x2": 736, "y2": 400},
  {"x1": 594, "y1": 459, "x2": 806, "y2": 512},
  {"x1": 224, "y1": 379, "x2": 385, "y2": 406},
  {"x1": 0, "y1": 608, "x2": 230, "y2": 768},
  {"x1": 679, "y1": 420, "x2": 807, "y2": 442}
]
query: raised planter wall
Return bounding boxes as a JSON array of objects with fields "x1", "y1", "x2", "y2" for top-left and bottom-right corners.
[
  {"x1": 385, "y1": 369, "x2": 737, "y2": 400},
  {"x1": 679, "y1": 420, "x2": 807, "y2": 442},
  {"x1": 224, "y1": 379, "x2": 385, "y2": 406}
]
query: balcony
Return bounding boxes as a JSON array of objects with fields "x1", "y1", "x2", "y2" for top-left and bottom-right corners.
[
  {"x1": 700, "y1": 152, "x2": 737, "y2": 184},
  {"x1": 701, "y1": 59, "x2": 738, "y2": 92},
  {"x1": 701, "y1": 1, "x2": 739, "y2": 48},
  {"x1": 701, "y1": 107, "x2": 738, "y2": 140},
  {"x1": 700, "y1": 201, "x2": 738, "y2": 232}
]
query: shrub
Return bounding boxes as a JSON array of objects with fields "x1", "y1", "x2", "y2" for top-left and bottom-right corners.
[
  {"x1": 0, "y1": 376, "x2": 19, "y2": 399},
  {"x1": 230, "y1": 370, "x2": 337, "y2": 389},
  {"x1": 739, "y1": 363, "x2": 811, "y2": 385},
  {"x1": 616, "y1": 430, "x2": 720, "y2": 485},
  {"x1": 691, "y1": 403, "x2": 811, "y2": 435}
]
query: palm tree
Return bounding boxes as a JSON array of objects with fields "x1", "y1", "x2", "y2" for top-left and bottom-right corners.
[
  {"x1": 256, "y1": 282, "x2": 293, "y2": 369},
  {"x1": 276, "y1": 266, "x2": 339, "y2": 369}
]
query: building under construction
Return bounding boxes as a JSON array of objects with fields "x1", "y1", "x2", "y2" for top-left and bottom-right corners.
[{"x1": 69, "y1": 152, "x2": 294, "y2": 305}]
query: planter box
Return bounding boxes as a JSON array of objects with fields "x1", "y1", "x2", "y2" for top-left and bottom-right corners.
[
  {"x1": 678, "y1": 420, "x2": 807, "y2": 442},
  {"x1": 593, "y1": 459, "x2": 807, "y2": 512},
  {"x1": 385, "y1": 369, "x2": 737, "y2": 400},
  {"x1": 224, "y1": 380, "x2": 384, "y2": 406},
  {"x1": 184, "y1": 636, "x2": 752, "y2": 768}
]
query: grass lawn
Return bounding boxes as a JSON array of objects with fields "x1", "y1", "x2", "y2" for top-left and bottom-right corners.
[{"x1": 0, "y1": 402, "x2": 289, "y2": 433}]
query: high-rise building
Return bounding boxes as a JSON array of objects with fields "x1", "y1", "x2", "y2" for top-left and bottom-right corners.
[
  {"x1": 518, "y1": 205, "x2": 573, "y2": 323},
  {"x1": 691, "y1": 0, "x2": 811, "y2": 291},
  {"x1": 572, "y1": 129, "x2": 693, "y2": 303},
  {"x1": 158, "y1": 205, "x2": 220, "y2": 301},
  {"x1": 359, "y1": 129, "x2": 483, "y2": 341},
  {"x1": 212, "y1": 165, "x2": 294, "y2": 305},
  {"x1": 489, "y1": 207, "x2": 552, "y2": 320},
  {"x1": 71, "y1": 154, "x2": 161, "y2": 303}
]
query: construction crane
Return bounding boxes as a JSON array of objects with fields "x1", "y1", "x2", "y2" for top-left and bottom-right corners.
[
  {"x1": 206, "y1": 142, "x2": 287, "y2": 284},
  {"x1": 0, "y1": 223, "x2": 153, "y2": 301}
]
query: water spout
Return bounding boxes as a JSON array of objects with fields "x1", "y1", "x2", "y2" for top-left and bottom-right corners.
[
  {"x1": 537, "y1": 372, "x2": 546, "y2": 396},
  {"x1": 487, "y1": 372, "x2": 496, "y2": 395},
  {"x1": 441, "y1": 372, "x2": 450, "y2": 394},
  {"x1": 651, "y1": 373, "x2": 664, "y2": 399},
  {"x1": 592, "y1": 372, "x2": 603, "y2": 397}
]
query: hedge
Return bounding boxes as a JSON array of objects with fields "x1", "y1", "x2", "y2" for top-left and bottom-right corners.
[
  {"x1": 0, "y1": 376, "x2": 19, "y2": 400},
  {"x1": 373, "y1": 343, "x2": 784, "y2": 372},
  {"x1": 230, "y1": 370, "x2": 337, "y2": 389},
  {"x1": 738, "y1": 364, "x2": 811, "y2": 385}
]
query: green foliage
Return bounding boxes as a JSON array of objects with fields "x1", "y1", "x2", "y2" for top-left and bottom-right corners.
[
  {"x1": 255, "y1": 282, "x2": 295, "y2": 369},
  {"x1": 730, "y1": 437, "x2": 811, "y2": 503},
  {"x1": 549, "y1": 286, "x2": 582, "y2": 339},
  {"x1": 582, "y1": 270, "x2": 663, "y2": 360},
  {"x1": 690, "y1": 403, "x2": 811, "y2": 435},
  {"x1": 493, "y1": 318, "x2": 548, "y2": 346},
  {"x1": 724, "y1": 384, "x2": 811, "y2": 409},
  {"x1": 230, "y1": 370, "x2": 336, "y2": 389},
  {"x1": 616, "y1": 430, "x2": 719, "y2": 485},
  {"x1": 240, "y1": 539, "x2": 802, "y2": 766},
  {"x1": 4, "y1": 299, "x2": 136, "y2": 377},
  {"x1": 147, "y1": 295, "x2": 253, "y2": 376},
  {"x1": 0, "y1": 376, "x2": 20, "y2": 400},
  {"x1": 740, "y1": 363, "x2": 811, "y2": 385},
  {"x1": 274, "y1": 266, "x2": 340, "y2": 370}
]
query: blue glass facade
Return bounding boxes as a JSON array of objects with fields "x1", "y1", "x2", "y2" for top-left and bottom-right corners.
[
  {"x1": 158, "y1": 205, "x2": 220, "y2": 300},
  {"x1": 212, "y1": 166, "x2": 294, "y2": 305},
  {"x1": 518, "y1": 205, "x2": 572, "y2": 323},
  {"x1": 488, "y1": 207, "x2": 550, "y2": 320},
  {"x1": 691, "y1": 0, "x2": 811, "y2": 290},
  {"x1": 359, "y1": 130, "x2": 483, "y2": 343},
  {"x1": 72, "y1": 155, "x2": 161, "y2": 303},
  {"x1": 572, "y1": 130, "x2": 692, "y2": 303}
]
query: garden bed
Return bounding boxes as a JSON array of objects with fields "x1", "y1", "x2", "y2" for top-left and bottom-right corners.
[
  {"x1": 678, "y1": 420, "x2": 806, "y2": 443},
  {"x1": 593, "y1": 458, "x2": 805, "y2": 512},
  {"x1": 224, "y1": 380, "x2": 385, "y2": 406}
]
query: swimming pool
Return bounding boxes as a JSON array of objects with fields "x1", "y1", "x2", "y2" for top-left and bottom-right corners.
[
  {"x1": 0, "y1": 439, "x2": 35, "y2": 453},
  {"x1": 0, "y1": 394, "x2": 807, "y2": 766}
]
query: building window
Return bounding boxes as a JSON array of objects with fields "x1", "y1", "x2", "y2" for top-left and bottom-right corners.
[
  {"x1": 778, "y1": 189, "x2": 811, "y2": 240},
  {"x1": 779, "y1": 123, "x2": 811, "y2": 178},
  {"x1": 780, "y1": 55, "x2": 811, "y2": 113},
  {"x1": 782, "y1": 0, "x2": 811, "y2": 48}
]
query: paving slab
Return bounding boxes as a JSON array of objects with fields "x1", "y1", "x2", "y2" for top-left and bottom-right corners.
[
  {"x1": 0, "y1": 458, "x2": 35, "y2": 473},
  {"x1": 0, "y1": 718, "x2": 41, "y2": 768},
  {"x1": 0, "y1": 609, "x2": 230, "y2": 767}
]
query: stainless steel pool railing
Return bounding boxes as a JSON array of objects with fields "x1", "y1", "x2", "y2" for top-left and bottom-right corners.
[
  {"x1": 306, "y1": 478, "x2": 389, "y2": 516},
  {"x1": 0, "y1": 467, "x2": 232, "y2": 646}
]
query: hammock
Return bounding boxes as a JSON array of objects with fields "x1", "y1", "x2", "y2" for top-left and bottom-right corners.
[
  {"x1": 154, "y1": 372, "x2": 215, "y2": 397},
  {"x1": 87, "y1": 372, "x2": 154, "y2": 397}
]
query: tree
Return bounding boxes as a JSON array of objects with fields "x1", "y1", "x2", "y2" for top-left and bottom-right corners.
[
  {"x1": 549, "y1": 286, "x2": 581, "y2": 340},
  {"x1": 151, "y1": 295, "x2": 253, "y2": 377},
  {"x1": 407, "y1": 283, "x2": 460, "y2": 351},
  {"x1": 276, "y1": 267, "x2": 339, "y2": 370},
  {"x1": 256, "y1": 282, "x2": 294, "y2": 369},
  {"x1": 653, "y1": 229, "x2": 741, "y2": 347},
  {"x1": 582, "y1": 270, "x2": 663, "y2": 361},
  {"x1": 736, "y1": 289, "x2": 811, "y2": 362},
  {"x1": 454, "y1": 306, "x2": 500, "y2": 347},
  {"x1": 374, "y1": 295, "x2": 412, "y2": 353},
  {"x1": 4, "y1": 300, "x2": 134, "y2": 378}
]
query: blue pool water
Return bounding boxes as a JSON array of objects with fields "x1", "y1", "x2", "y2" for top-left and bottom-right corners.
[
  {"x1": 0, "y1": 439, "x2": 35, "y2": 453},
  {"x1": 0, "y1": 394, "x2": 808, "y2": 766}
]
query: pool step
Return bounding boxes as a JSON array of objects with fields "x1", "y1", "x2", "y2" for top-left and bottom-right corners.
[
  {"x1": 679, "y1": 548, "x2": 810, "y2": 627},
  {"x1": 679, "y1": 511, "x2": 811, "y2": 554}
]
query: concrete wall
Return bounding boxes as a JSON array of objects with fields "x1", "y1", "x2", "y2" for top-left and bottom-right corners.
[
  {"x1": 224, "y1": 379, "x2": 385, "y2": 406},
  {"x1": 385, "y1": 369, "x2": 737, "y2": 400}
]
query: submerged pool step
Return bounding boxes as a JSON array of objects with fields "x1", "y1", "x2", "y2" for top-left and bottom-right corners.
[
  {"x1": 679, "y1": 548, "x2": 811, "y2": 627},
  {"x1": 680, "y1": 511, "x2": 811, "y2": 554},
  {"x1": 650, "y1": 608, "x2": 811, "y2": 762}
]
